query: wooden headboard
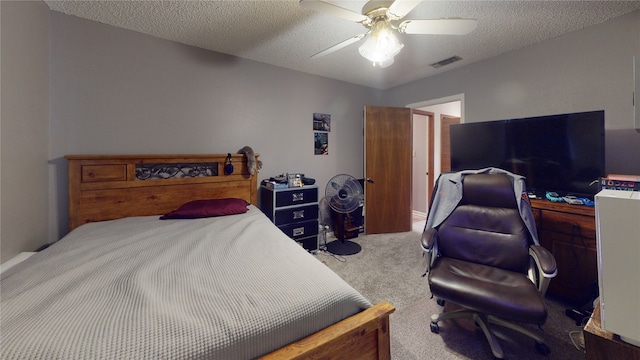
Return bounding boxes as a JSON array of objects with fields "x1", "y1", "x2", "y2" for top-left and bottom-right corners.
[{"x1": 65, "y1": 154, "x2": 259, "y2": 231}]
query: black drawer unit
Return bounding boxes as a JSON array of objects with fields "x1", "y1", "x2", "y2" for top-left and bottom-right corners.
[
  {"x1": 274, "y1": 204, "x2": 319, "y2": 226},
  {"x1": 274, "y1": 186, "x2": 318, "y2": 207},
  {"x1": 260, "y1": 185, "x2": 319, "y2": 252},
  {"x1": 278, "y1": 219, "x2": 318, "y2": 240}
]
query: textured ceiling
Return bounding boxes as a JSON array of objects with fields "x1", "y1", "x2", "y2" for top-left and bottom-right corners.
[{"x1": 45, "y1": 1, "x2": 640, "y2": 90}]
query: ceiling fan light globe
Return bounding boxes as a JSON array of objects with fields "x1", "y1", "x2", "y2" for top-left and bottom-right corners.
[
  {"x1": 358, "y1": 21, "x2": 403, "y2": 66},
  {"x1": 375, "y1": 57, "x2": 395, "y2": 68}
]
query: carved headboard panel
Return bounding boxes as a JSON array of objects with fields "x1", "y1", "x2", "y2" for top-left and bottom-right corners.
[{"x1": 65, "y1": 154, "x2": 259, "y2": 231}]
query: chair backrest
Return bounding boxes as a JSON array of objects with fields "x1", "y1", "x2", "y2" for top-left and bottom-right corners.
[{"x1": 437, "y1": 174, "x2": 531, "y2": 273}]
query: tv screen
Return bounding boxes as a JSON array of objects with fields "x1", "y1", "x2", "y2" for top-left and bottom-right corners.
[{"x1": 450, "y1": 110, "x2": 605, "y2": 198}]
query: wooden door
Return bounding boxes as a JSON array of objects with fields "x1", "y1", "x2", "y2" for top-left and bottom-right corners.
[
  {"x1": 440, "y1": 115, "x2": 460, "y2": 173},
  {"x1": 364, "y1": 106, "x2": 412, "y2": 234}
]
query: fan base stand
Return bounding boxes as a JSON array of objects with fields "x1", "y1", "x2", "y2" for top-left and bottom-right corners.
[{"x1": 326, "y1": 239, "x2": 362, "y2": 256}]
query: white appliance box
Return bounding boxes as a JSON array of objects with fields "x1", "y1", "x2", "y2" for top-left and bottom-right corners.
[{"x1": 595, "y1": 189, "x2": 640, "y2": 346}]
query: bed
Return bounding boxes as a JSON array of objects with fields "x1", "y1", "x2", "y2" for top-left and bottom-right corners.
[{"x1": 1, "y1": 154, "x2": 394, "y2": 360}]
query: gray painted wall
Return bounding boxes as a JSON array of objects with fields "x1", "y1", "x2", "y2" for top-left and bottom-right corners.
[
  {"x1": 1, "y1": 1, "x2": 50, "y2": 263},
  {"x1": 48, "y1": 12, "x2": 382, "y2": 240}
]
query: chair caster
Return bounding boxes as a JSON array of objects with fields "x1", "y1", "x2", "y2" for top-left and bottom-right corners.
[
  {"x1": 430, "y1": 322, "x2": 439, "y2": 334},
  {"x1": 436, "y1": 298, "x2": 445, "y2": 306},
  {"x1": 535, "y1": 341, "x2": 550, "y2": 356}
]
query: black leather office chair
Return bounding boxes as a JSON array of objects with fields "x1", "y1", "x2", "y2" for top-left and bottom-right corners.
[{"x1": 421, "y1": 173, "x2": 557, "y2": 359}]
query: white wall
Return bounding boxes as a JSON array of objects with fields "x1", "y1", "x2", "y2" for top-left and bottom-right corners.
[
  {"x1": 0, "y1": 1, "x2": 50, "y2": 263},
  {"x1": 387, "y1": 10, "x2": 640, "y2": 175},
  {"x1": 48, "y1": 12, "x2": 383, "y2": 239}
]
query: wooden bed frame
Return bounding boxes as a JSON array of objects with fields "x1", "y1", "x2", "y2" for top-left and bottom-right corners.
[{"x1": 65, "y1": 154, "x2": 395, "y2": 360}]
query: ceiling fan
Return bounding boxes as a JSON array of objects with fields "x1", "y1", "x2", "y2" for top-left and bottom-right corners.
[{"x1": 300, "y1": 0, "x2": 478, "y2": 68}]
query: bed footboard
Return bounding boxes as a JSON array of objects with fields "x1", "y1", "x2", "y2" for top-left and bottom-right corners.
[{"x1": 259, "y1": 301, "x2": 395, "y2": 360}]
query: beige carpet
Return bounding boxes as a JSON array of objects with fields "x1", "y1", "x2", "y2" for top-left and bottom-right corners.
[
  {"x1": 317, "y1": 230, "x2": 430, "y2": 309},
  {"x1": 318, "y1": 229, "x2": 586, "y2": 360}
]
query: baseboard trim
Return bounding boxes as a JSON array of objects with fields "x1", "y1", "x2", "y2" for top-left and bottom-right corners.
[{"x1": 412, "y1": 210, "x2": 427, "y2": 219}]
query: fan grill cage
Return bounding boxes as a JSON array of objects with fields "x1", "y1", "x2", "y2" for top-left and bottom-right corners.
[{"x1": 325, "y1": 174, "x2": 363, "y2": 214}]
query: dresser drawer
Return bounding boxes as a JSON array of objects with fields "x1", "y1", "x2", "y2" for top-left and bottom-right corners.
[
  {"x1": 274, "y1": 204, "x2": 319, "y2": 226},
  {"x1": 275, "y1": 187, "x2": 318, "y2": 207},
  {"x1": 541, "y1": 210, "x2": 596, "y2": 239},
  {"x1": 278, "y1": 220, "x2": 318, "y2": 241},
  {"x1": 82, "y1": 164, "x2": 127, "y2": 182},
  {"x1": 297, "y1": 236, "x2": 319, "y2": 252}
]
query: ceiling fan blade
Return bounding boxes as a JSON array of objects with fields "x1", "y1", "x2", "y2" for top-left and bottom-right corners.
[
  {"x1": 399, "y1": 18, "x2": 478, "y2": 35},
  {"x1": 299, "y1": 0, "x2": 368, "y2": 23},
  {"x1": 311, "y1": 34, "x2": 366, "y2": 59},
  {"x1": 387, "y1": 0, "x2": 422, "y2": 20}
]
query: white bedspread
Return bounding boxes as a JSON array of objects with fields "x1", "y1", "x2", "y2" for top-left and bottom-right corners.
[{"x1": 1, "y1": 206, "x2": 371, "y2": 359}]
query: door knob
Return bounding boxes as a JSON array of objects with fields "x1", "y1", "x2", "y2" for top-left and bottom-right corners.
[{"x1": 366, "y1": 178, "x2": 375, "y2": 183}]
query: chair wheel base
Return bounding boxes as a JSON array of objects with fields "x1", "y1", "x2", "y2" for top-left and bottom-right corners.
[
  {"x1": 430, "y1": 322, "x2": 439, "y2": 334},
  {"x1": 436, "y1": 298, "x2": 445, "y2": 306},
  {"x1": 535, "y1": 341, "x2": 550, "y2": 356}
]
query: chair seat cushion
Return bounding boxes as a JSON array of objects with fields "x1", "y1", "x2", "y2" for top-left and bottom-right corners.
[{"x1": 429, "y1": 257, "x2": 547, "y2": 325}]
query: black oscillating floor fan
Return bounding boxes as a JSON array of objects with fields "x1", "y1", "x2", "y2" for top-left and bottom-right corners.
[{"x1": 325, "y1": 174, "x2": 363, "y2": 255}]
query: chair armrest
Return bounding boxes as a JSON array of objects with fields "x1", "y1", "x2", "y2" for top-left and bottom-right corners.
[
  {"x1": 529, "y1": 245, "x2": 558, "y2": 295},
  {"x1": 421, "y1": 228, "x2": 438, "y2": 251},
  {"x1": 421, "y1": 228, "x2": 438, "y2": 277},
  {"x1": 530, "y1": 245, "x2": 557, "y2": 276}
]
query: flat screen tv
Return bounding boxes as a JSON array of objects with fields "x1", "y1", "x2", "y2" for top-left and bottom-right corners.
[{"x1": 450, "y1": 110, "x2": 605, "y2": 199}]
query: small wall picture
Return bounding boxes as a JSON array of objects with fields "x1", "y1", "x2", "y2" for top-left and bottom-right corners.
[
  {"x1": 314, "y1": 132, "x2": 328, "y2": 155},
  {"x1": 313, "y1": 113, "x2": 331, "y2": 132}
]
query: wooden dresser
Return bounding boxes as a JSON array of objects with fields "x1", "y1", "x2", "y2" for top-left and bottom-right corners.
[{"x1": 530, "y1": 199, "x2": 597, "y2": 305}]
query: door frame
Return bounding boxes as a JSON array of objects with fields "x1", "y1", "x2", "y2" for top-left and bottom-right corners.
[
  {"x1": 411, "y1": 110, "x2": 434, "y2": 214},
  {"x1": 407, "y1": 94, "x2": 465, "y2": 214}
]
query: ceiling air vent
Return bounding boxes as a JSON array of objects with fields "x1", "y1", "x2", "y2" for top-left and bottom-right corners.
[{"x1": 430, "y1": 56, "x2": 462, "y2": 69}]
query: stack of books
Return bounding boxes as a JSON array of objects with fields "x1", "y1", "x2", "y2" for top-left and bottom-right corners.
[{"x1": 599, "y1": 174, "x2": 640, "y2": 191}]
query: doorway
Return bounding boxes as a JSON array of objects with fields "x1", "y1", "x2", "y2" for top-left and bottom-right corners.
[{"x1": 408, "y1": 95, "x2": 463, "y2": 226}]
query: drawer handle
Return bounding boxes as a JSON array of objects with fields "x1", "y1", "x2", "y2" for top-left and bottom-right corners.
[
  {"x1": 292, "y1": 193, "x2": 304, "y2": 202},
  {"x1": 293, "y1": 227, "x2": 305, "y2": 236},
  {"x1": 293, "y1": 210, "x2": 305, "y2": 219}
]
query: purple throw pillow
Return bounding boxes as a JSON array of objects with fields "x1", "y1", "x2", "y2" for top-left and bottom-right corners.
[{"x1": 160, "y1": 198, "x2": 249, "y2": 220}]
